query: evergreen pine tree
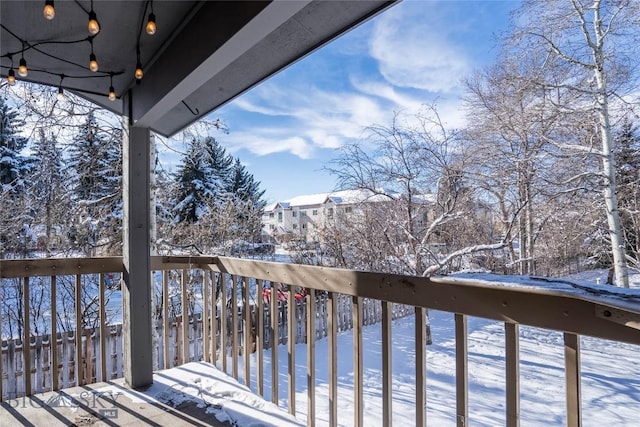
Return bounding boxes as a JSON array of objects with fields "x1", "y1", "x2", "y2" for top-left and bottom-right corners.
[
  {"x1": 0, "y1": 96, "x2": 34, "y2": 257},
  {"x1": 173, "y1": 137, "x2": 231, "y2": 223},
  {"x1": 169, "y1": 136, "x2": 266, "y2": 252},
  {"x1": 0, "y1": 96, "x2": 30, "y2": 192},
  {"x1": 228, "y1": 158, "x2": 266, "y2": 205},
  {"x1": 67, "y1": 112, "x2": 122, "y2": 255},
  {"x1": 614, "y1": 118, "x2": 640, "y2": 264},
  {"x1": 30, "y1": 129, "x2": 71, "y2": 255}
]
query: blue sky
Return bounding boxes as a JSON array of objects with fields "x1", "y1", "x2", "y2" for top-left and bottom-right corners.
[{"x1": 167, "y1": 0, "x2": 520, "y2": 204}]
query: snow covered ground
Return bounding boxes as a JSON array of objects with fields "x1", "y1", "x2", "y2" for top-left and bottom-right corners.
[{"x1": 96, "y1": 270, "x2": 640, "y2": 426}]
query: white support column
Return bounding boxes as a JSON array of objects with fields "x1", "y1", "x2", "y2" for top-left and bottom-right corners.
[{"x1": 122, "y1": 120, "x2": 153, "y2": 388}]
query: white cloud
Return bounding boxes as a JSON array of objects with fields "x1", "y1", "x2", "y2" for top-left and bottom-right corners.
[
  {"x1": 369, "y1": 2, "x2": 471, "y2": 93},
  {"x1": 225, "y1": 132, "x2": 315, "y2": 159},
  {"x1": 223, "y1": 84, "x2": 394, "y2": 159}
]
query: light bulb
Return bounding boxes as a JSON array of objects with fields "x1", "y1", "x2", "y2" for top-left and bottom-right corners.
[
  {"x1": 57, "y1": 86, "x2": 64, "y2": 100},
  {"x1": 135, "y1": 63, "x2": 143, "y2": 80},
  {"x1": 146, "y1": 13, "x2": 156, "y2": 35},
  {"x1": 7, "y1": 69, "x2": 16, "y2": 85},
  {"x1": 89, "y1": 53, "x2": 99, "y2": 72},
  {"x1": 88, "y1": 11, "x2": 100, "y2": 35},
  {"x1": 18, "y1": 58, "x2": 27, "y2": 77},
  {"x1": 43, "y1": 1, "x2": 55, "y2": 20},
  {"x1": 108, "y1": 86, "x2": 116, "y2": 101}
]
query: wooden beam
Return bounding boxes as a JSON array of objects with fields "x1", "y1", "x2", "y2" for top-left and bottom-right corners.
[
  {"x1": 0, "y1": 257, "x2": 123, "y2": 278},
  {"x1": 210, "y1": 257, "x2": 640, "y2": 345}
]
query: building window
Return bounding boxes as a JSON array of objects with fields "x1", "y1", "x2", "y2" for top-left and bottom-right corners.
[
  {"x1": 302, "y1": 224, "x2": 306, "y2": 229},
  {"x1": 278, "y1": 212, "x2": 283, "y2": 223},
  {"x1": 312, "y1": 209, "x2": 318, "y2": 216},
  {"x1": 345, "y1": 206, "x2": 353, "y2": 214},
  {"x1": 293, "y1": 211, "x2": 297, "y2": 218},
  {"x1": 269, "y1": 212, "x2": 275, "y2": 218},
  {"x1": 269, "y1": 225, "x2": 275, "y2": 230},
  {"x1": 293, "y1": 224, "x2": 298, "y2": 229},
  {"x1": 327, "y1": 208, "x2": 333, "y2": 218}
]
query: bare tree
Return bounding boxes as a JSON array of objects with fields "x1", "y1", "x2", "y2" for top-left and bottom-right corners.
[
  {"x1": 325, "y1": 107, "x2": 507, "y2": 277},
  {"x1": 507, "y1": 0, "x2": 640, "y2": 286}
]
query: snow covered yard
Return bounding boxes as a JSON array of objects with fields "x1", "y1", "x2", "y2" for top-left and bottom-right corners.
[
  {"x1": 103, "y1": 270, "x2": 640, "y2": 426},
  {"x1": 92, "y1": 308, "x2": 638, "y2": 426}
]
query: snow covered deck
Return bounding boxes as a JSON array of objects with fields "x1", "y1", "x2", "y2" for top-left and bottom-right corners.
[{"x1": 0, "y1": 361, "x2": 302, "y2": 427}]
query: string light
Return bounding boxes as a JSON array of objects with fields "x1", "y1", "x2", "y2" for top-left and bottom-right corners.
[
  {"x1": 2, "y1": 0, "x2": 157, "y2": 98},
  {"x1": 43, "y1": 1, "x2": 55, "y2": 20},
  {"x1": 146, "y1": 13, "x2": 156, "y2": 35},
  {"x1": 18, "y1": 57, "x2": 28, "y2": 77},
  {"x1": 7, "y1": 69, "x2": 16, "y2": 85},
  {"x1": 108, "y1": 74, "x2": 116, "y2": 101},
  {"x1": 135, "y1": 62, "x2": 143, "y2": 79},
  {"x1": 89, "y1": 37, "x2": 98, "y2": 72},
  {"x1": 88, "y1": 1, "x2": 100, "y2": 35},
  {"x1": 57, "y1": 75, "x2": 64, "y2": 100}
]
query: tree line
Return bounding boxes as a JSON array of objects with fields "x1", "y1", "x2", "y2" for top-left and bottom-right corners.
[{"x1": 0, "y1": 95, "x2": 266, "y2": 259}]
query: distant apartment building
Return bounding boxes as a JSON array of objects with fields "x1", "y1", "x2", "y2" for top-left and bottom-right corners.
[{"x1": 261, "y1": 189, "x2": 426, "y2": 244}]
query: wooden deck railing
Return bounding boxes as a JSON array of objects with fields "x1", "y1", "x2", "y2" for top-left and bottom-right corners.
[{"x1": 1, "y1": 255, "x2": 640, "y2": 427}]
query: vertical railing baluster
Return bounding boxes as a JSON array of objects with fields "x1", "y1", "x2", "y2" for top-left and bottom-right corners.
[
  {"x1": 505, "y1": 323, "x2": 520, "y2": 427},
  {"x1": 455, "y1": 313, "x2": 468, "y2": 427},
  {"x1": 415, "y1": 307, "x2": 426, "y2": 427},
  {"x1": 353, "y1": 296, "x2": 363, "y2": 427},
  {"x1": 99, "y1": 273, "x2": 107, "y2": 382},
  {"x1": 270, "y1": 281, "x2": 279, "y2": 405},
  {"x1": 232, "y1": 275, "x2": 239, "y2": 379},
  {"x1": 307, "y1": 288, "x2": 316, "y2": 427},
  {"x1": 0, "y1": 276, "x2": 3, "y2": 400},
  {"x1": 382, "y1": 301, "x2": 393, "y2": 426},
  {"x1": 211, "y1": 272, "x2": 218, "y2": 367},
  {"x1": 243, "y1": 276, "x2": 251, "y2": 387},
  {"x1": 203, "y1": 270, "x2": 210, "y2": 364},
  {"x1": 162, "y1": 271, "x2": 170, "y2": 369},
  {"x1": 23, "y1": 277, "x2": 32, "y2": 396},
  {"x1": 221, "y1": 273, "x2": 228, "y2": 374},
  {"x1": 328, "y1": 292, "x2": 338, "y2": 427},
  {"x1": 50, "y1": 275, "x2": 58, "y2": 391},
  {"x1": 256, "y1": 278, "x2": 264, "y2": 396},
  {"x1": 564, "y1": 333, "x2": 582, "y2": 427},
  {"x1": 181, "y1": 270, "x2": 189, "y2": 365},
  {"x1": 75, "y1": 274, "x2": 82, "y2": 387},
  {"x1": 287, "y1": 284, "x2": 296, "y2": 415}
]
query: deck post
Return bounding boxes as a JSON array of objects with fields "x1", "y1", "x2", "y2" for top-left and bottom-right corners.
[{"x1": 122, "y1": 121, "x2": 153, "y2": 388}]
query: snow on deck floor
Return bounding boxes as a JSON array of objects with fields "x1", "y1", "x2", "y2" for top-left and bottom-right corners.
[{"x1": 96, "y1": 362, "x2": 304, "y2": 426}]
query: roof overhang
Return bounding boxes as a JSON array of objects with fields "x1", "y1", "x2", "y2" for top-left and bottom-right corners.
[{"x1": 1, "y1": 0, "x2": 396, "y2": 137}]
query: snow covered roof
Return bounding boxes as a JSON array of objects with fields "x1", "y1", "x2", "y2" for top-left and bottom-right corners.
[{"x1": 266, "y1": 188, "x2": 410, "y2": 210}]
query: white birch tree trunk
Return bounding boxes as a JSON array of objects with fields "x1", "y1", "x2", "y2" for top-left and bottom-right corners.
[{"x1": 592, "y1": 1, "x2": 629, "y2": 287}]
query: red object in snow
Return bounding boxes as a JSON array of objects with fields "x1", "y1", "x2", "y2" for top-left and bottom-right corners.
[{"x1": 262, "y1": 284, "x2": 306, "y2": 303}]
